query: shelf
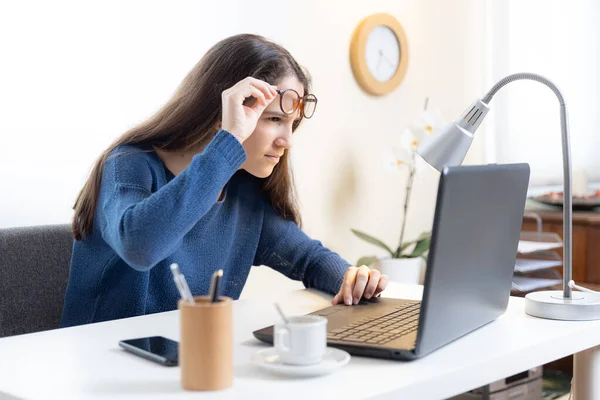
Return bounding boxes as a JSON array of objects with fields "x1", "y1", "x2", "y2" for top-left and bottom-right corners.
[
  {"x1": 512, "y1": 276, "x2": 563, "y2": 292},
  {"x1": 517, "y1": 231, "x2": 563, "y2": 254},
  {"x1": 515, "y1": 259, "x2": 562, "y2": 273},
  {"x1": 515, "y1": 251, "x2": 562, "y2": 273},
  {"x1": 513, "y1": 213, "x2": 565, "y2": 294}
]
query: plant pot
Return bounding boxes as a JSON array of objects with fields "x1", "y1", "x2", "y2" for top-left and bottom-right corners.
[{"x1": 371, "y1": 257, "x2": 424, "y2": 285}]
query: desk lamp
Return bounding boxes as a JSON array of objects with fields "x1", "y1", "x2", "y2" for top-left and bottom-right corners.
[{"x1": 417, "y1": 72, "x2": 600, "y2": 320}]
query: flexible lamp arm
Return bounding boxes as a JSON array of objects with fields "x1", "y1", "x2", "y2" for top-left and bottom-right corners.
[{"x1": 482, "y1": 73, "x2": 573, "y2": 299}]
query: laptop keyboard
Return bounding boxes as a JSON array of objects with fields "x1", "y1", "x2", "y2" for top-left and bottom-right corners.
[{"x1": 327, "y1": 302, "x2": 421, "y2": 345}]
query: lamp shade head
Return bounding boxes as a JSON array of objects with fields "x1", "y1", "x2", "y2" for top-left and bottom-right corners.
[
  {"x1": 417, "y1": 98, "x2": 490, "y2": 171},
  {"x1": 417, "y1": 122, "x2": 474, "y2": 171}
]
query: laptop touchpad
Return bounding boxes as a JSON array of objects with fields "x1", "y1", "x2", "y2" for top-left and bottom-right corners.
[
  {"x1": 311, "y1": 298, "x2": 379, "y2": 316},
  {"x1": 312, "y1": 305, "x2": 347, "y2": 316}
]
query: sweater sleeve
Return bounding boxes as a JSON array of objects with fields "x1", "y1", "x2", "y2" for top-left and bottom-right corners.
[
  {"x1": 254, "y1": 200, "x2": 350, "y2": 295},
  {"x1": 99, "y1": 130, "x2": 246, "y2": 271}
]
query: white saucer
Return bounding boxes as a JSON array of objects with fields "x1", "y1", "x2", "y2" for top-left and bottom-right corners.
[{"x1": 251, "y1": 347, "x2": 351, "y2": 378}]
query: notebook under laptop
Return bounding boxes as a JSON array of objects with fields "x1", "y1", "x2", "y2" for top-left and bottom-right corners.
[{"x1": 253, "y1": 163, "x2": 530, "y2": 360}]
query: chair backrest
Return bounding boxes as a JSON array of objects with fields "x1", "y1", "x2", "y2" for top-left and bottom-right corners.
[{"x1": 0, "y1": 224, "x2": 73, "y2": 337}]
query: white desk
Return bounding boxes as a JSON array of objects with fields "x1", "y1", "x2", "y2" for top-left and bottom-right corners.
[{"x1": 1, "y1": 283, "x2": 600, "y2": 400}]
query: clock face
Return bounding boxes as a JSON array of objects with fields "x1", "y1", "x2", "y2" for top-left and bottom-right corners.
[{"x1": 365, "y1": 25, "x2": 400, "y2": 83}]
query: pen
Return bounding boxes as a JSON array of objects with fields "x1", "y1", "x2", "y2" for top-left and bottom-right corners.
[
  {"x1": 178, "y1": 273, "x2": 195, "y2": 304},
  {"x1": 209, "y1": 269, "x2": 223, "y2": 303},
  {"x1": 170, "y1": 263, "x2": 195, "y2": 304},
  {"x1": 170, "y1": 263, "x2": 187, "y2": 301}
]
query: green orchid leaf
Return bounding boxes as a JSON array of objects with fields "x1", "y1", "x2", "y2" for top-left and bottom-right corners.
[
  {"x1": 416, "y1": 231, "x2": 432, "y2": 241},
  {"x1": 356, "y1": 256, "x2": 379, "y2": 267},
  {"x1": 400, "y1": 241, "x2": 414, "y2": 251},
  {"x1": 397, "y1": 232, "x2": 432, "y2": 257},
  {"x1": 351, "y1": 229, "x2": 394, "y2": 256},
  {"x1": 404, "y1": 238, "x2": 430, "y2": 258},
  {"x1": 395, "y1": 241, "x2": 414, "y2": 258}
]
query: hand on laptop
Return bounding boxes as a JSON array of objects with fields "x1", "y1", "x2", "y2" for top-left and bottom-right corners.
[{"x1": 332, "y1": 265, "x2": 389, "y2": 306}]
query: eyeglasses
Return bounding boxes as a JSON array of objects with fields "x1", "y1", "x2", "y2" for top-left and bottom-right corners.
[{"x1": 276, "y1": 89, "x2": 318, "y2": 119}]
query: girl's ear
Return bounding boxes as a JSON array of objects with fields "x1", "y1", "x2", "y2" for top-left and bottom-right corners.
[{"x1": 216, "y1": 120, "x2": 222, "y2": 131}]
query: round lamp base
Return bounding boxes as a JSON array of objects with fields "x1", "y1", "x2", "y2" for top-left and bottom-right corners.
[{"x1": 525, "y1": 290, "x2": 600, "y2": 321}]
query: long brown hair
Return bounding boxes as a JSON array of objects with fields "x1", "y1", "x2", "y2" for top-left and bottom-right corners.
[{"x1": 72, "y1": 34, "x2": 309, "y2": 240}]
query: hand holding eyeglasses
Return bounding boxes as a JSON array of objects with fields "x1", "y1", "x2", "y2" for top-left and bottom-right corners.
[
  {"x1": 221, "y1": 77, "x2": 318, "y2": 143},
  {"x1": 221, "y1": 77, "x2": 278, "y2": 143}
]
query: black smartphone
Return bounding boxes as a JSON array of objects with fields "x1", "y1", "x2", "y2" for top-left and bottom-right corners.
[{"x1": 119, "y1": 336, "x2": 179, "y2": 366}]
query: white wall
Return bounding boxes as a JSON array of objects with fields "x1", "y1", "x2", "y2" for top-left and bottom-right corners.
[{"x1": 0, "y1": 0, "x2": 486, "y2": 274}]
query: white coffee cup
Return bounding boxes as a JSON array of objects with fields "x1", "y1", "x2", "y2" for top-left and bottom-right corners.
[{"x1": 274, "y1": 315, "x2": 327, "y2": 365}]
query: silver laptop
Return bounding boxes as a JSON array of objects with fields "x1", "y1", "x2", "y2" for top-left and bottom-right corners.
[{"x1": 254, "y1": 163, "x2": 530, "y2": 360}]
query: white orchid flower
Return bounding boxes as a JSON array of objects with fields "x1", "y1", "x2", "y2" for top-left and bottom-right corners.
[
  {"x1": 390, "y1": 129, "x2": 416, "y2": 169},
  {"x1": 409, "y1": 108, "x2": 445, "y2": 146},
  {"x1": 391, "y1": 108, "x2": 445, "y2": 170}
]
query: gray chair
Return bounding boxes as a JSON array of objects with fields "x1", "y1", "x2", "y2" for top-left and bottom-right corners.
[{"x1": 0, "y1": 224, "x2": 73, "y2": 337}]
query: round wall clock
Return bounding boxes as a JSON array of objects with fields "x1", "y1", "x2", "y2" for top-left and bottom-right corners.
[{"x1": 350, "y1": 13, "x2": 409, "y2": 96}]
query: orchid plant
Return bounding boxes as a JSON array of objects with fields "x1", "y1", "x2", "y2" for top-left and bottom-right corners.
[{"x1": 352, "y1": 99, "x2": 445, "y2": 267}]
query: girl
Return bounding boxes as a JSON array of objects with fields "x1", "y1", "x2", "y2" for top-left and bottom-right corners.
[{"x1": 61, "y1": 34, "x2": 388, "y2": 327}]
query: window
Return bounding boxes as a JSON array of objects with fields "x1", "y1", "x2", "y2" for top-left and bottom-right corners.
[{"x1": 484, "y1": 0, "x2": 600, "y2": 187}]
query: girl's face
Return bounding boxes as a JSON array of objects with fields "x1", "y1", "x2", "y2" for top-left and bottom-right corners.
[{"x1": 240, "y1": 75, "x2": 304, "y2": 178}]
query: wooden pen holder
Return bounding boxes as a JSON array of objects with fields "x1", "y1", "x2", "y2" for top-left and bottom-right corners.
[{"x1": 179, "y1": 296, "x2": 233, "y2": 391}]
